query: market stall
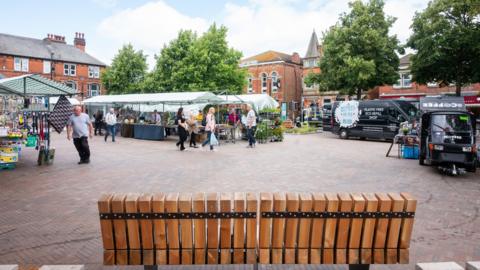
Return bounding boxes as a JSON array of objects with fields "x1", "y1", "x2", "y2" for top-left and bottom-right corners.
[
  {"x1": 83, "y1": 92, "x2": 224, "y2": 141},
  {"x1": 0, "y1": 74, "x2": 76, "y2": 169}
]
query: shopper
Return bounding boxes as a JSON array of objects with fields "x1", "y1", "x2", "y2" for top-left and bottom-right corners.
[
  {"x1": 202, "y1": 107, "x2": 216, "y2": 151},
  {"x1": 246, "y1": 104, "x2": 257, "y2": 148},
  {"x1": 187, "y1": 113, "x2": 199, "y2": 148},
  {"x1": 228, "y1": 108, "x2": 240, "y2": 140},
  {"x1": 104, "y1": 108, "x2": 117, "y2": 142},
  {"x1": 175, "y1": 108, "x2": 188, "y2": 151},
  {"x1": 67, "y1": 105, "x2": 93, "y2": 164},
  {"x1": 94, "y1": 110, "x2": 104, "y2": 136}
]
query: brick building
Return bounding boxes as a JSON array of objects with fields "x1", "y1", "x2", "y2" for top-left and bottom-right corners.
[
  {"x1": 379, "y1": 54, "x2": 480, "y2": 100},
  {"x1": 0, "y1": 33, "x2": 106, "y2": 99},
  {"x1": 301, "y1": 31, "x2": 348, "y2": 109},
  {"x1": 240, "y1": 50, "x2": 303, "y2": 118}
]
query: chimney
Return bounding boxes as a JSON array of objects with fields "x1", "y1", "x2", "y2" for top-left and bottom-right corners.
[
  {"x1": 291, "y1": 52, "x2": 301, "y2": 64},
  {"x1": 74, "y1": 32, "x2": 86, "y2": 52},
  {"x1": 44, "y1": 33, "x2": 66, "y2": 44}
]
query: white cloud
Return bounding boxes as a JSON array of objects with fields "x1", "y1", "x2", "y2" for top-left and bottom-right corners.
[
  {"x1": 93, "y1": 0, "x2": 428, "y2": 66},
  {"x1": 97, "y1": 1, "x2": 210, "y2": 67}
]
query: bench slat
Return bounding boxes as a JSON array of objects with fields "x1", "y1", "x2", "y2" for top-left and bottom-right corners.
[
  {"x1": 111, "y1": 194, "x2": 128, "y2": 265},
  {"x1": 259, "y1": 192, "x2": 273, "y2": 263},
  {"x1": 361, "y1": 193, "x2": 378, "y2": 264},
  {"x1": 125, "y1": 193, "x2": 141, "y2": 264},
  {"x1": 310, "y1": 193, "x2": 326, "y2": 264},
  {"x1": 193, "y1": 193, "x2": 206, "y2": 264},
  {"x1": 271, "y1": 192, "x2": 286, "y2": 264},
  {"x1": 233, "y1": 192, "x2": 246, "y2": 264},
  {"x1": 179, "y1": 193, "x2": 193, "y2": 264},
  {"x1": 138, "y1": 194, "x2": 154, "y2": 265},
  {"x1": 284, "y1": 192, "x2": 300, "y2": 264},
  {"x1": 245, "y1": 192, "x2": 257, "y2": 264},
  {"x1": 348, "y1": 193, "x2": 366, "y2": 264},
  {"x1": 386, "y1": 193, "x2": 405, "y2": 263},
  {"x1": 152, "y1": 193, "x2": 167, "y2": 264},
  {"x1": 374, "y1": 193, "x2": 392, "y2": 264},
  {"x1": 206, "y1": 193, "x2": 219, "y2": 264},
  {"x1": 297, "y1": 193, "x2": 313, "y2": 264},
  {"x1": 220, "y1": 193, "x2": 232, "y2": 264},
  {"x1": 336, "y1": 193, "x2": 353, "y2": 264},
  {"x1": 166, "y1": 193, "x2": 180, "y2": 264},
  {"x1": 323, "y1": 193, "x2": 339, "y2": 263},
  {"x1": 98, "y1": 194, "x2": 115, "y2": 265}
]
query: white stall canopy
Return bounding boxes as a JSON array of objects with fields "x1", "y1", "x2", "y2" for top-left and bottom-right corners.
[
  {"x1": 83, "y1": 92, "x2": 223, "y2": 105},
  {"x1": 219, "y1": 94, "x2": 279, "y2": 111}
]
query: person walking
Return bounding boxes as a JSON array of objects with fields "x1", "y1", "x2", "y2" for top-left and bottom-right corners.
[
  {"x1": 104, "y1": 108, "x2": 117, "y2": 142},
  {"x1": 202, "y1": 107, "x2": 216, "y2": 151},
  {"x1": 187, "y1": 112, "x2": 199, "y2": 148},
  {"x1": 246, "y1": 104, "x2": 257, "y2": 148},
  {"x1": 67, "y1": 105, "x2": 93, "y2": 164},
  {"x1": 175, "y1": 108, "x2": 188, "y2": 151},
  {"x1": 228, "y1": 108, "x2": 241, "y2": 141},
  {"x1": 94, "y1": 110, "x2": 104, "y2": 136}
]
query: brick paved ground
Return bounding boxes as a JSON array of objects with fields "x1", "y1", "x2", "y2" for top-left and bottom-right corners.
[{"x1": 0, "y1": 132, "x2": 479, "y2": 270}]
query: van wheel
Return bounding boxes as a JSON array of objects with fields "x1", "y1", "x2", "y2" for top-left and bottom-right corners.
[{"x1": 339, "y1": 129, "x2": 348, "y2": 139}]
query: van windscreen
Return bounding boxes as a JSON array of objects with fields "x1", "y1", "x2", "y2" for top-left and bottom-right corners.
[{"x1": 395, "y1": 101, "x2": 418, "y2": 119}]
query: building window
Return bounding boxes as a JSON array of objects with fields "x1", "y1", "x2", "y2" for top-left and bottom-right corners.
[
  {"x1": 271, "y1": 71, "x2": 278, "y2": 92},
  {"x1": 88, "y1": 84, "x2": 100, "y2": 97},
  {"x1": 393, "y1": 73, "x2": 412, "y2": 89},
  {"x1": 247, "y1": 76, "x2": 253, "y2": 93},
  {"x1": 64, "y1": 63, "x2": 76, "y2": 76},
  {"x1": 43, "y1": 61, "x2": 51, "y2": 74},
  {"x1": 88, "y1": 66, "x2": 100, "y2": 78},
  {"x1": 261, "y1": 73, "x2": 267, "y2": 93},
  {"x1": 427, "y1": 82, "x2": 438, "y2": 88},
  {"x1": 65, "y1": 81, "x2": 77, "y2": 90},
  {"x1": 14, "y1": 57, "x2": 29, "y2": 72}
]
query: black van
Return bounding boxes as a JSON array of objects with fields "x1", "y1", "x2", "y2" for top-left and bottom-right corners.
[
  {"x1": 322, "y1": 103, "x2": 333, "y2": 131},
  {"x1": 331, "y1": 100, "x2": 418, "y2": 140}
]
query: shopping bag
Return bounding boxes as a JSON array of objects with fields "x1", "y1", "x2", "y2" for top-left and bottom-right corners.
[{"x1": 210, "y1": 133, "x2": 219, "y2": 146}]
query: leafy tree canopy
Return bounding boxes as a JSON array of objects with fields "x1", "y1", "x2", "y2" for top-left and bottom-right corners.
[{"x1": 407, "y1": 0, "x2": 480, "y2": 96}]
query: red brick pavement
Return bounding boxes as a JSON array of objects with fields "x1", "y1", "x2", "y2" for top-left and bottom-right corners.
[{"x1": 0, "y1": 132, "x2": 479, "y2": 269}]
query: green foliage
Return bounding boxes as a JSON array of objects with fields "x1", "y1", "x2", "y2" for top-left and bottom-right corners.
[
  {"x1": 307, "y1": 0, "x2": 400, "y2": 99},
  {"x1": 143, "y1": 24, "x2": 247, "y2": 93},
  {"x1": 259, "y1": 107, "x2": 281, "y2": 114},
  {"x1": 407, "y1": 0, "x2": 480, "y2": 96},
  {"x1": 102, "y1": 44, "x2": 148, "y2": 94}
]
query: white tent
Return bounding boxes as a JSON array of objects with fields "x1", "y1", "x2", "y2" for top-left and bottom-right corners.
[
  {"x1": 83, "y1": 92, "x2": 223, "y2": 105},
  {"x1": 137, "y1": 103, "x2": 208, "y2": 114},
  {"x1": 219, "y1": 94, "x2": 279, "y2": 111}
]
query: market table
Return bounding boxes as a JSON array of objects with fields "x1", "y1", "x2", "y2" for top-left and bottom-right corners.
[
  {"x1": 133, "y1": 124, "x2": 165, "y2": 141},
  {"x1": 120, "y1": 124, "x2": 134, "y2": 138},
  {"x1": 386, "y1": 134, "x2": 419, "y2": 159}
]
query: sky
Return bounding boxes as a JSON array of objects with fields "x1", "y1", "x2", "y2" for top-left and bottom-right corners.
[{"x1": 2, "y1": 0, "x2": 429, "y2": 68}]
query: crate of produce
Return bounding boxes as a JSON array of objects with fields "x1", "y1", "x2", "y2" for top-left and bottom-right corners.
[
  {"x1": 402, "y1": 145, "x2": 419, "y2": 159},
  {"x1": 0, "y1": 152, "x2": 18, "y2": 163},
  {"x1": 0, "y1": 146, "x2": 20, "y2": 154}
]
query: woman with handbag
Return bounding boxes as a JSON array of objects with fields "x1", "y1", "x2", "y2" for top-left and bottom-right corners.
[
  {"x1": 202, "y1": 107, "x2": 217, "y2": 151},
  {"x1": 175, "y1": 108, "x2": 188, "y2": 151}
]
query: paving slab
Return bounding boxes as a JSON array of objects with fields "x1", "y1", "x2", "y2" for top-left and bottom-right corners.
[
  {"x1": 39, "y1": 266, "x2": 84, "y2": 270},
  {"x1": 0, "y1": 265, "x2": 18, "y2": 270},
  {"x1": 467, "y1": 262, "x2": 480, "y2": 270},
  {"x1": 416, "y1": 262, "x2": 464, "y2": 270}
]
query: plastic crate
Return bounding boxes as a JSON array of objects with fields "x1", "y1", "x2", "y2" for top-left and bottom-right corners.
[{"x1": 402, "y1": 145, "x2": 419, "y2": 159}]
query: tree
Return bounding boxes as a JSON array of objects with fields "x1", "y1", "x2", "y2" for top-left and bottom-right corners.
[
  {"x1": 305, "y1": 0, "x2": 400, "y2": 99},
  {"x1": 407, "y1": 0, "x2": 480, "y2": 96},
  {"x1": 102, "y1": 44, "x2": 148, "y2": 94},
  {"x1": 144, "y1": 24, "x2": 246, "y2": 94}
]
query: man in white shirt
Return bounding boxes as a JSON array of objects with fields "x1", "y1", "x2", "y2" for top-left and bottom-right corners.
[
  {"x1": 104, "y1": 108, "x2": 117, "y2": 142},
  {"x1": 246, "y1": 104, "x2": 257, "y2": 148},
  {"x1": 152, "y1": 110, "x2": 162, "y2": 125}
]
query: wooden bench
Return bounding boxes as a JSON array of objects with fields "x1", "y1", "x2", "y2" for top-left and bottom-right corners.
[{"x1": 98, "y1": 192, "x2": 416, "y2": 270}]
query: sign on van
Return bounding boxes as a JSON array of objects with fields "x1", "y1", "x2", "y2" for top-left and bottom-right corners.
[{"x1": 335, "y1": 101, "x2": 360, "y2": 128}]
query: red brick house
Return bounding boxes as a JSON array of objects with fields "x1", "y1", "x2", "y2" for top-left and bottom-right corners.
[
  {"x1": 379, "y1": 54, "x2": 480, "y2": 100},
  {"x1": 0, "y1": 33, "x2": 106, "y2": 99},
  {"x1": 240, "y1": 50, "x2": 303, "y2": 118}
]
